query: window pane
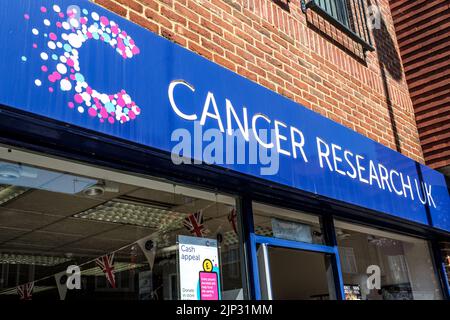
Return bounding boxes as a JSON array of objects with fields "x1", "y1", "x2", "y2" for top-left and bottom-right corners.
[
  {"x1": 440, "y1": 242, "x2": 450, "y2": 290},
  {"x1": 0, "y1": 156, "x2": 243, "y2": 300},
  {"x1": 314, "y1": 0, "x2": 349, "y2": 26},
  {"x1": 267, "y1": 246, "x2": 336, "y2": 300},
  {"x1": 335, "y1": 220, "x2": 443, "y2": 300},
  {"x1": 253, "y1": 202, "x2": 324, "y2": 244}
]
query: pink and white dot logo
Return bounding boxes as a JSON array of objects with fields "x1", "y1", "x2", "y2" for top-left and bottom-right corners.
[{"x1": 23, "y1": 4, "x2": 142, "y2": 125}]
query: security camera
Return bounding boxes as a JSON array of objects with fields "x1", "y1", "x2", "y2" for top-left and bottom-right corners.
[
  {"x1": 82, "y1": 181, "x2": 119, "y2": 197},
  {"x1": 144, "y1": 240, "x2": 154, "y2": 251}
]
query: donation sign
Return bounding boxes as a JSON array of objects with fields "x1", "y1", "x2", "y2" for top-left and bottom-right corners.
[{"x1": 178, "y1": 235, "x2": 221, "y2": 300}]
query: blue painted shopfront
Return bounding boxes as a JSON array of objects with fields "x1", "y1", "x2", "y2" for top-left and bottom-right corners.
[
  {"x1": 0, "y1": 0, "x2": 448, "y2": 234},
  {"x1": 1, "y1": 0, "x2": 449, "y2": 301}
]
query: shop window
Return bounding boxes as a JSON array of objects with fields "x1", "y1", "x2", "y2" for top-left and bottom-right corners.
[
  {"x1": 440, "y1": 242, "x2": 450, "y2": 290},
  {"x1": 252, "y1": 203, "x2": 339, "y2": 300},
  {"x1": 253, "y1": 202, "x2": 324, "y2": 245},
  {"x1": 0, "y1": 150, "x2": 243, "y2": 300},
  {"x1": 335, "y1": 220, "x2": 443, "y2": 300},
  {"x1": 260, "y1": 245, "x2": 336, "y2": 300}
]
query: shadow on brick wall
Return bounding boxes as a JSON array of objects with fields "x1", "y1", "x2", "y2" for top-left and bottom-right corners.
[
  {"x1": 371, "y1": 0, "x2": 404, "y2": 153},
  {"x1": 304, "y1": 0, "x2": 405, "y2": 153},
  {"x1": 372, "y1": 14, "x2": 403, "y2": 81},
  {"x1": 305, "y1": 11, "x2": 367, "y2": 64}
]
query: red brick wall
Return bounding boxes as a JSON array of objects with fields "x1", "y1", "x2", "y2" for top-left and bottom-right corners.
[
  {"x1": 92, "y1": 0, "x2": 424, "y2": 163},
  {"x1": 390, "y1": 0, "x2": 450, "y2": 170}
]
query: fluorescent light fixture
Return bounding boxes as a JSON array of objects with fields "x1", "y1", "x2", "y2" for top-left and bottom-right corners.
[
  {"x1": 73, "y1": 199, "x2": 186, "y2": 229},
  {"x1": 0, "y1": 253, "x2": 71, "y2": 266},
  {"x1": 255, "y1": 225, "x2": 273, "y2": 237},
  {"x1": 223, "y1": 231, "x2": 238, "y2": 246},
  {"x1": 222, "y1": 226, "x2": 272, "y2": 246},
  {"x1": 0, "y1": 185, "x2": 28, "y2": 205}
]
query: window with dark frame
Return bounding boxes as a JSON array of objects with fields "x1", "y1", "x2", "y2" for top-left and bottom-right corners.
[
  {"x1": 302, "y1": 0, "x2": 374, "y2": 52},
  {"x1": 316, "y1": 0, "x2": 350, "y2": 26}
]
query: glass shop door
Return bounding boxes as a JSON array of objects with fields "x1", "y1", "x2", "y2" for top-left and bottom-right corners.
[{"x1": 255, "y1": 239, "x2": 342, "y2": 300}]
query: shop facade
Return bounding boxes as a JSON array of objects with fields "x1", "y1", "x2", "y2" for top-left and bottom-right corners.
[{"x1": 0, "y1": 0, "x2": 449, "y2": 300}]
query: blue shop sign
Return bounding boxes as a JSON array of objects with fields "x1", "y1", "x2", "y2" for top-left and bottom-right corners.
[{"x1": 0, "y1": 0, "x2": 449, "y2": 231}]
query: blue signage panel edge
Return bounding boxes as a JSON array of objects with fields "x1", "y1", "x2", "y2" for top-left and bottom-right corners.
[{"x1": 0, "y1": 0, "x2": 448, "y2": 231}]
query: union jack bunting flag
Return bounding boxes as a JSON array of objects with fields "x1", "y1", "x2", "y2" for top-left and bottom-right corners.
[
  {"x1": 17, "y1": 282, "x2": 34, "y2": 300},
  {"x1": 96, "y1": 253, "x2": 116, "y2": 288},
  {"x1": 183, "y1": 211, "x2": 207, "y2": 237},
  {"x1": 228, "y1": 208, "x2": 238, "y2": 234}
]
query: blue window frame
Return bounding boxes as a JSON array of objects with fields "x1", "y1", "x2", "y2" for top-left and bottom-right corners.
[
  {"x1": 249, "y1": 233, "x2": 345, "y2": 300},
  {"x1": 246, "y1": 201, "x2": 345, "y2": 300}
]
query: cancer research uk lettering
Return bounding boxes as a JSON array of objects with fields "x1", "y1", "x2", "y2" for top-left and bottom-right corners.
[
  {"x1": 1, "y1": 0, "x2": 449, "y2": 231},
  {"x1": 168, "y1": 80, "x2": 437, "y2": 208}
]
